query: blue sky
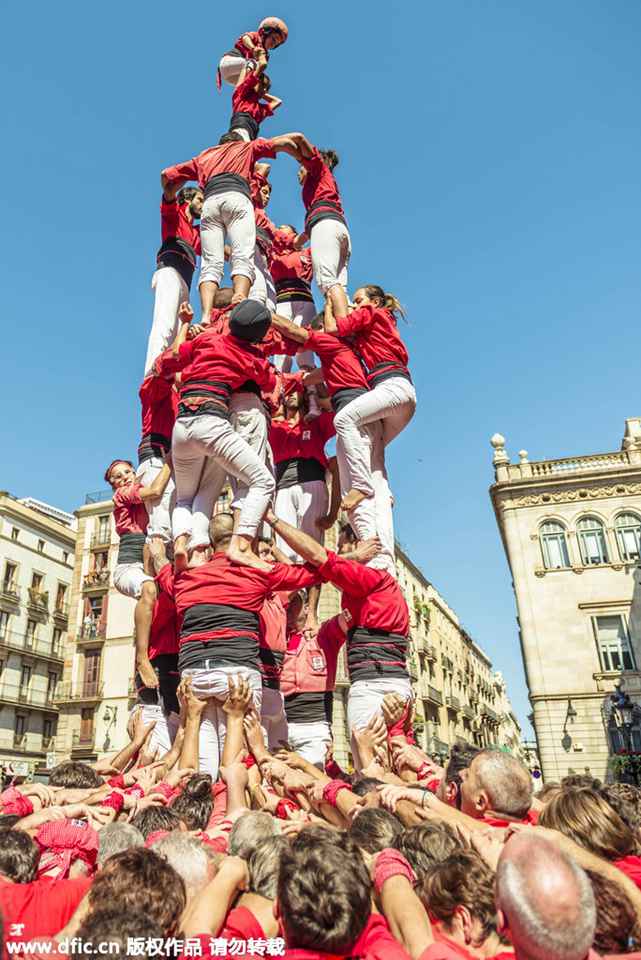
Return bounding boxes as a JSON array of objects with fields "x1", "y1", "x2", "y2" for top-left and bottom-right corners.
[{"x1": 2, "y1": 0, "x2": 641, "y2": 734}]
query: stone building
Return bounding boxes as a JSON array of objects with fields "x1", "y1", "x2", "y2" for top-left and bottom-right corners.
[
  {"x1": 56, "y1": 489, "x2": 523, "y2": 766},
  {"x1": 489, "y1": 418, "x2": 641, "y2": 782},
  {"x1": 0, "y1": 492, "x2": 76, "y2": 775}
]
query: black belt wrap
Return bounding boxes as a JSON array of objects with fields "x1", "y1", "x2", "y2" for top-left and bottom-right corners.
[
  {"x1": 347, "y1": 627, "x2": 409, "y2": 683},
  {"x1": 117, "y1": 532, "x2": 146, "y2": 565},
  {"x1": 204, "y1": 173, "x2": 251, "y2": 201},
  {"x1": 229, "y1": 111, "x2": 259, "y2": 140},
  {"x1": 156, "y1": 237, "x2": 197, "y2": 289},
  {"x1": 285, "y1": 690, "x2": 334, "y2": 724},
  {"x1": 275, "y1": 457, "x2": 326, "y2": 490},
  {"x1": 305, "y1": 199, "x2": 347, "y2": 233},
  {"x1": 331, "y1": 387, "x2": 368, "y2": 414}
]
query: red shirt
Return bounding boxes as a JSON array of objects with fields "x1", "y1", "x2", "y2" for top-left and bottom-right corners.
[
  {"x1": 173, "y1": 553, "x2": 321, "y2": 643},
  {"x1": 162, "y1": 138, "x2": 277, "y2": 190},
  {"x1": 269, "y1": 412, "x2": 335, "y2": 468},
  {"x1": 232, "y1": 71, "x2": 274, "y2": 124},
  {"x1": 255, "y1": 206, "x2": 278, "y2": 256},
  {"x1": 139, "y1": 371, "x2": 176, "y2": 444},
  {"x1": 335, "y1": 306, "x2": 409, "y2": 379},
  {"x1": 352, "y1": 914, "x2": 412, "y2": 960},
  {"x1": 176, "y1": 331, "x2": 276, "y2": 406},
  {"x1": 270, "y1": 247, "x2": 313, "y2": 284},
  {"x1": 221, "y1": 905, "x2": 266, "y2": 940},
  {"x1": 300, "y1": 148, "x2": 345, "y2": 219},
  {"x1": 234, "y1": 31, "x2": 265, "y2": 58},
  {"x1": 259, "y1": 592, "x2": 287, "y2": 683},
  {"x1": 0, "y1": 875, "x2": 91, "y2": 945},
  {"x1": 160, "y1": 199, "x2": 201, "y2": 254},
  {"x1": 148, "y1": 563, "x2": 178, "y2": 659},
  {"x1": 112, "y1": 482, "x2": 148, "y2": 536},
  {"x1": 280, "y1": 616, "x2": 346, "y2": 696},
  {"x1": 318, "y1": 552, "x2": 409, "y2": 636},
  {"x1": 482, "y1": 809, "x2": 538, "y2": 830},
  {"x1": 614, "y1": 854, "x2": 641, "y2": 890},
  {"x1": 305, "y1": 329, "x2": 368, "y2": 395}
]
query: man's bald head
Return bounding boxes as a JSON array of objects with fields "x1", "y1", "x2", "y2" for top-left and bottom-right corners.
[
  {"x1": 461, "y1": 749, "x2": 533, "y2": 819},
  {"x1": 210, "y1": 512, "x2": 234, "y2": 551},
  {"x1": 496, "y1": 833, "x2": 596, "y2": 960}
]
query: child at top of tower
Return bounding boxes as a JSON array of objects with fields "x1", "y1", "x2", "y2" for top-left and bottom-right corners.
[{"x1": 217, "y1": 17, "x2": 288, "y2": 89}]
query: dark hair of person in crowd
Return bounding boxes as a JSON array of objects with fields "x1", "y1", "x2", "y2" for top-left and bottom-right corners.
[
  {"x1": 440, "y1": 744, "x2": 480, "y2": 808},
  {"x1": 248, "y1": 835, "x2": 289, "y2": 900},
  {"x1": 177, "y1": 186, "x2": 201, "y2": 206},
  {"x1": 350, "y1": 777, "x2": 384, "y2": 797},
  {"x1": 291, "y1": 824, "x2": 345, "y2": 850},
  {"x1": 0, "y1": 815, "x2": 22, "y2": 830},
  {"x1": 397, "y1": 821, "x2": 463, "y2": 876},
  {"x1": 277, "y1": 836, "x2": 371, "y2": 953},
  {"x1": 319, "y1": 149, "x2": 339, "y2": 170},
  {"x1": 600, "y1": 783, "x2": 641, "y2": 835},
  {"x1": 0, "y1": 829, "x2": 39, "y2": 883},
  {"x1": 88, "y1": 849, "x2": 186, "y2": 934},
  {"x1": 48, "y1": 760, "x2": 104, "y2": 789},
  {"x1": 219, "y1": 131, "x2": 244, "y2": 144},
  {"x1": 535, "y1": 782, "x2": 562, "y2": 804},
  {"x1": 539, "y1": 787, "x2": 640, "y2": 861},
  {"x1": 72, "y1": 909, "x2": 164, "y2": 958},
  {"x1": 130, "y1": 806, "x2": 183, "y2": 841},
  {"x1": 170, "y1": 773, "x2": 214, "y2": 831},
  {"x1": 349, "y1": 808, "x2": 403, "y2": 854},
  {"x1": 586, "y1": 869, "x2": 641, "y2": 955},
  {"x1": 418, "y1": 852, "x2": 502, "y2": 946},
  {"x1": 561, "y1": 773, "x2": 602, "y2": 791}
]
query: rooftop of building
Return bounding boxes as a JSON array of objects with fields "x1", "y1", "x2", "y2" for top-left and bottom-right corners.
[{"x1": 0, "y1": 491, "x2": 77, "y2": 541}]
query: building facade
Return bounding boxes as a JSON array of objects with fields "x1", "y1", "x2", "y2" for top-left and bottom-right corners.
[
  {"x1": 57, "y1": 491, "x2": 524, "y2": 768},
  {"x1": 489, "y1": 418, "x2": 641, "y2": 782},
  {"x1": 0, "y1": 493, "x2": 76, "y2": 775}
]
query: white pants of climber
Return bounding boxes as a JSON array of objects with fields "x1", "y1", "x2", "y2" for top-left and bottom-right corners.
[
  {"x1": 260, "y1": 687, "x2": 289, "y2": 751},
  {"x1": 248, "y1": 247, "x2": 276, "y2": 311},
  {"x1": 145, "y1": 267, "x2": 189, "y2": 375},
  {"x1": 334, "y1": 377, "x2": 416, "y2": 499},
  {"x1": 234, "y1": 128, "x2": 252, "y2": 143},
  {"x1": 229, "y1": 393, "x2": 273, "y2": 511},
  {"x1": 199, "y1": 191, "x2": 256, "y2": 288},
  {"x1": 274, "y1": 480, "x2": 328, "y2": 562},
  {"x1": 219, "y1": 53, "x2": 254, "y2": 86},
  {"x1": 135, "y1": 703, "x2": 180, "y2": 757},
  {"x1": 272, "y1": 299, "x2": 317, "y2": 371},
  {"x1": 182, "y1": 665, "x2": 262, "y2": 778},
  {"x1": 113, "y1": 563, "x2": 153, "y2": 600},
  {"x1": 286, "y1": 720, "x2": 332, "y2": 769},
  {"x1": 348, "y1": 676, "x2": 413, "y2": 771},
  {"x1": 172, "y1": 414, "x2": 274, "y2": 540},
  {"x1": 136, "y1": 457, "x2": 174, "y2": 542},
  {"x1": 310, "y1": 220, "x2": 351, "y2": 295}
]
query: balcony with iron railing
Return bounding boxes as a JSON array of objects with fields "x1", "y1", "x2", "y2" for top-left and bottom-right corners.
[
  {"x1": 0, "y1": 583, "x2": 20, "y2": 605},
  {"x1": 77, "y1": 622, "x2": 107, "y2": 645},
  {"x1": 441, "y1": 655, "x2": 454, "y2": 673},
  {"x1": 424, "y1": 684, "x2": 443, "y2": 706},
  {"x1": 27, "y1": 589, "x2": 49, "y2": 617},
  {"x1": 54, "y1": 682, "x2": 104, "y2": 704},
  {"x1": 0, "y1": 683, "x2": 59, "y2": 710},
  {"x1": 0, "y1": 629, "x2": 63, "y2": 663},
  {"x1": 85, "y1": 490, "x2": 112, "y2": 505},
  {"x1": 445, "y1": 695, "x2": 461, "y2": 712},
  {"x1": 462, "y1": 704, "x2": 476, "y2": 721},
  {"x1": 82, "y1": 570, "x2": 110, "y2": 592},
  {"x1": 52, "y1": 602, "x2": 69, "y2": 623},
  {"x1": 90, "y1": 529, "x2": 112, "y2": 549},
  {"x1": 423, "y1": 643, "x2": 437, "y2": 662}
]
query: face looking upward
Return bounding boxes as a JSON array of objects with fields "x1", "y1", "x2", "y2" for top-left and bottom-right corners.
[{"x1": 107, "y1": 462, "x2": 136, "y2": 490}]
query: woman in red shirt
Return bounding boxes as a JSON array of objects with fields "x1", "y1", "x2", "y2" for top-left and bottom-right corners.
[
  {"x1": 326, "y1": 285, "x2": 416, "y2": 512},
  {"x1": 229, "y1": 56, "x2": 282, "y2": 142},
  {"x1": 217, "y1": 17, "x2": 288, "y2": 88}
]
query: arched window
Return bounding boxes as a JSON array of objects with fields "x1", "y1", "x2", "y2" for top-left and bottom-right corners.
[
  {"x1": 615, "y1": 513, "x2": 641, "y2": 562},
  {"x1": 540, "y1": 521, "x2": 570, "y2": 569},
  {"x1": 576, "y1": 516, "x2": 608, "y2": 566}
]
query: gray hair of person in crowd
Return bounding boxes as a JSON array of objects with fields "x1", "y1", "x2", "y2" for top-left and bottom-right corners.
[
  {"x1": 495, "y1": 833, "x2": 596, "y2": 960},
  {"x1": 152, "y1": 833, "x2": 210, "y2": 900},
  {"x1": 229, "y1": 812, "x2": 280, "y2": 860},
  {"x1": 465, "y1": 749, "x2": 533, "y2": 819},
  {"x1": 97, "y1": 823, "x2": 144, "y2": 869},
  {"x1": 248, "y1": 835, "x2": 289, "y2": 900}
]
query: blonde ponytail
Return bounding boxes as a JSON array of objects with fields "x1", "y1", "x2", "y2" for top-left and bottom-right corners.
[{"x1": 364, "y1": 284, "x2": 406, "y2": 320}]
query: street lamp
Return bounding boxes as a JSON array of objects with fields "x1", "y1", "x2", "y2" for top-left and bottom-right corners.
[{"x1": 610, "y1": 683, "x2": 640, "y2": 785}]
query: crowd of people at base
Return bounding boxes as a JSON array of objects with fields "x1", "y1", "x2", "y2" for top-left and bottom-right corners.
[{"x1": 1, "y1": 693, "x2": 641, "y2": 960}]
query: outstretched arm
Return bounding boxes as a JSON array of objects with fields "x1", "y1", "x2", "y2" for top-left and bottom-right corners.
[
  {"x1": 265, "y1": 508, "x2": 328, "y2": 566},
  {"x1": 271, "y1": 131, "x2": 314, "y2": 161},
  {"x1": 270, "y1": 311, "x2": 311, "y2": 344}
]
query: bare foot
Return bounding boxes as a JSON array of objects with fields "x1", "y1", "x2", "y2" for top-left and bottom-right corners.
[
  {"x1": 138, "y1": 660, "x2": 159, "y2": 689},
  {"x1": 341, "y1": 488, "x2": 371, "y2": 512},
  {"x1": 227, "y1": 535, "x2": 272, "y2": 571},
  {"x1": 230, "y1": 291, "x2": 245, "y2": 306},
  {"x1": 174, "y1": 535, "x2": 189, "y2": 572}
]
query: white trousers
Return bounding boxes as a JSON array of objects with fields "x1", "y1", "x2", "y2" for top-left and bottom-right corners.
[
  {"x1": 272, "y1": 300, "x2": 317, "y2": 371},
  {"x1": 334, "y1": 377, "x2": 416, "y2": 499},
  {"x1": 219, "y1": 53, "x2": 253, "y2": 86},
  {"x1": 200, "y1": 191, "x2": 256, "y2": 287},
  {"x1": 347, "y1": 676, "x2": 413, "y2": 772},
  {"x1": 145, "y1": 268, "x2": 189, "y2": 375},
  {"x1": 172, "y1": 414, "x2": 274, "y2": 540},
  {"x1": 229, "y1": 393, "x2": 272, "y2": 510},
  {"x1": 310, "y1": 220, "x2": 351, "y2": 295},
  {"x1": 135, "y1": 704, "x2": 180, "y2": 757},
  {"x1": 113, "y1": 562, "x2": 153, "y2": 600},
  {"x1": 286, "y1": 720, "x2": 332, "y2": 769},
  {"x1": 260, "y1": 687, "x2": 289, "y2": 751},
  {"x1": 136, "y1": 457, "x2": 174, "y2": 542},
  {"x1": 274, "y1": 480, "x2": 328, "y2": 562},
  {"x1": 248, "y1": 247, "x2": 276, "y2": 311},
  {"x1": 182, "y1": 665, "x2": 262, "y2": 777}
]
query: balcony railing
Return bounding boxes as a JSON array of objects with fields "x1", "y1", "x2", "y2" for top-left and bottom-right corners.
[
  {"x1": 0, "y1": 683, "x2": 59, "y2": 710},
  {"x1": 27, "y1": 589, "x2": 49, "y2": 615},
  {"x1": 408, "y1": 657, "x2": 419, "y2": 680},
  {"x1": 77, "y1": 622, "x2": 106, "y2": 643},
  {"x1": 0, "y1": 583, "x2": 20, "y2": 604},
  {"x1": 445, "y1": 695, "x2": 461, "y2": 712},
  {"x1": 90, "y1": 530, "x2": 112, "y2": 549},
  {"x1": 52, "y1": 602, "x2": 69, "y2": 621},
  {"x1": 0, "y1": 629, "x2": 63, "y2": 662},
  {"x1": 85, "y1": 490, "x2": 112, "y2": 505},
  {"x1": 82, "y1": 570, "x2": 110, "y2": 591},
  {"x1": 462, "y1": 705, "x2": 476, "y2": 721},
  {"x1": 54, "y1": 682, "x2": 104, "y2": 703},
  {"x1": 425, "y1": 685, "x2": 443, "y2": 706},
  {"x1": 483, "y1": 705, "x2": 499, "y2": 723},
  {"x1": 424, "y1": 643, "x2": 437, "y2": 662},
  {"x1": 441, "y1": 655, "x2": 454, "y2": 673}
]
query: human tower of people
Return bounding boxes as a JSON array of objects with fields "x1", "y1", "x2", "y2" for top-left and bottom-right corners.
[{"x1": 1, "y1": 18, "x2": 640, "y2": 960}]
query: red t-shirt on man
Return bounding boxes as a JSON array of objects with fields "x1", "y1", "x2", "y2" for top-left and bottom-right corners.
[{"x1": 162, "y1": 139, "x2": 277, "y2": 191}]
